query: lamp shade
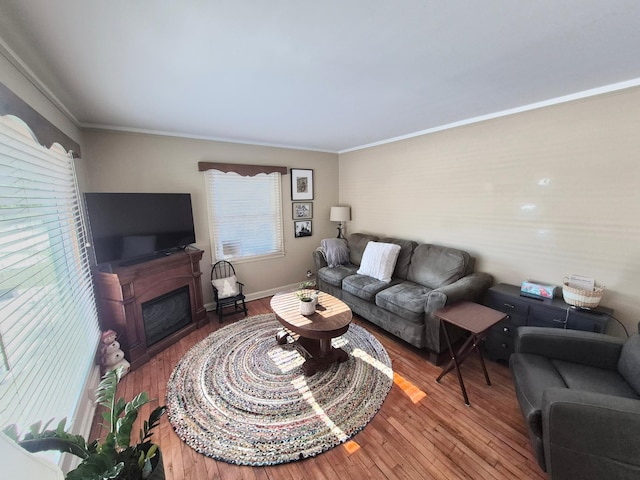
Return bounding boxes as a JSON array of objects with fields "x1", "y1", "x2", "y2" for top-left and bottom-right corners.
[{"x1": 330, "y1": 206, "x2": 351, "y2": 222}]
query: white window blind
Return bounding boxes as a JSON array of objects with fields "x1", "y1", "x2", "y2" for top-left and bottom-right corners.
[
  {"x1": 0, "y1": 117, "x2": 100, "y2": 432},
  {"x1": 206, "y1": 170, "x2": 284, "y2": 262}
]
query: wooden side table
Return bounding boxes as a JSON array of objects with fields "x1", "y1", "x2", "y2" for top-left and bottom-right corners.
[{"x1": 434, "y1": 301, "x2": 507, "y2": 405}]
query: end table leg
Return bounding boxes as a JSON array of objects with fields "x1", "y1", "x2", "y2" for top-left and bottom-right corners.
[
  {"x1": 438, "y1": 319, "x2": 470, "y2": 406},
  {"x1": 475, "y1": 335, "x2": 492, "y2": 386}
]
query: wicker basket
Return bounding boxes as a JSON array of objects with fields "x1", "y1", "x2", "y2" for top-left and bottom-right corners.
[{"x1": 562, "y1": 280, "x2": 605, "y2": 309}]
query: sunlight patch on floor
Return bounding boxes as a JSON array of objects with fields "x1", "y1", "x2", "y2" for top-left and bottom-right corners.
[
  {"x1": 393, "y1": 372, "x2": 427, "y2": 403},
  {"x1": 343, "y1": 440, "x2": 361, "y2": 454}
]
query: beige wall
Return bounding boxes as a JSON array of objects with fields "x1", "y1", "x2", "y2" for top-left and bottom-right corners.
[
  {"x1": 339, "y1": 86, "x2": 640, "y2": 336},
  {"x1": 83, "y1": 130, "x2": 339, "y2": 305}
]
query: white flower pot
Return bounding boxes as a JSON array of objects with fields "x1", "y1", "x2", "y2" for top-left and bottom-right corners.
[{"x1": 299, "y1": 299, "x2": 315, "y2": 315}]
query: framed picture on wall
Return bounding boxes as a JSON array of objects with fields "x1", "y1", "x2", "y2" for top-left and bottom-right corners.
[
  {"x1": 294, "y1": 220, "x2": 312, "y2": 238},
  {"x1": 291, "y1": 168, "x2": 314, "y2": 200},
  {"x1": 292, "y1": 202, "x2": 313, "y2": 219}
]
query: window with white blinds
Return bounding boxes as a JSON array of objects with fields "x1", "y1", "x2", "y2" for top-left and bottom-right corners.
[
  {"x1": 205, "y1": 169, "x2": 284, "y2": 262},
  {"x1": 0, "y1": 116, "x2": 100, "y2": 432}
]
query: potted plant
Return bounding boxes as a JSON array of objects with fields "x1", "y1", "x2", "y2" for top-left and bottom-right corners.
[
  {"x1": 296, "y1": 280, "x2": 318, "y2": 315},
  {"x1": 3, "y1": 366, "x2": 166, "y2": 480}
]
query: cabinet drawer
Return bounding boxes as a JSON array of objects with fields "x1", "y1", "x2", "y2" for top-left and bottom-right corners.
[
  {"x1": 529, "y1": 304, "x2": 567, "y2": 328},
  {"x1": 566, "y1": 310, "x2": 609, "y2": 333},
  {"x1": 484, "y1": 292, "x2": 530, "y2": 318},
  {"x1": 484, "y1": 332, "x2": 515, "y2": 362},
  {"x1": 489, "y1": 315, "x2": 526, "y2": 337}
]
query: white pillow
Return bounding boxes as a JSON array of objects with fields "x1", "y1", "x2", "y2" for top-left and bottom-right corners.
[
  {"x1": 357, "y1": 241, "x2": 401, "y2": 283},
  {"x1": 211, "y1": 275, "x2": 239, "y2": 299}
]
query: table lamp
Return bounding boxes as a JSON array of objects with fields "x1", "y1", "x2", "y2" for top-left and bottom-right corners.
[{"x1": 330, "y1": 206, "x2": 351, "y2": 239}]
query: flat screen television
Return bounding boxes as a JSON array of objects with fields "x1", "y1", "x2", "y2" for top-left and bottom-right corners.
[{"x1": 84, "y1": 192, "x2": 196, "y2": 265}]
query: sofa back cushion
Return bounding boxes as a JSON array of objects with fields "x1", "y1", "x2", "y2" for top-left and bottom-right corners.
[
  {"x1": 407, "y1": 244, "x2": 471, "y2": 289},
  {"x1": 380, "y1": 237, "x2": 418, "y2": 280},
  {"x1": 347, "y1": 233, "x2": 378, "y2": 266},
  {"x1": 618, "y1": 333, "x2": 640, "y2": 394}
]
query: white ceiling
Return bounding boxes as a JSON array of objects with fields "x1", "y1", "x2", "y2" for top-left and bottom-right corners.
[{"x1": 1, "y1": 1, "x2": 640, "y2": 153}]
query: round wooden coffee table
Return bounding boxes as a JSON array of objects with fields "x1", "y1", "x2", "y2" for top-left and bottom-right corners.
[{"x1": 270, "y1": 291, "x2": 352, "y2": 376}]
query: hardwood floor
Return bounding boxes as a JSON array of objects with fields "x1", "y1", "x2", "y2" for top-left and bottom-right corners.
[{"x1": 89, "y1": 298, "x2": 546, "y2": 480}]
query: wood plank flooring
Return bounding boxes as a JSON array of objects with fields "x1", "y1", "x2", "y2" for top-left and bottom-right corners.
[{"x1": 89, "y1": 298, "x2": 546, "y2": 480}]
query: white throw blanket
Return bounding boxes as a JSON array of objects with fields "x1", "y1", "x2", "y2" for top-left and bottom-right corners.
[{"x1": 319, "y1": 238, "x2": 350, "y2": 267}]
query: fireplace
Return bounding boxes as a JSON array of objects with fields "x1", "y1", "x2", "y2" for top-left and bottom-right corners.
[
  {"x1": 92, "y1": 248, "x2": 207, "y2": 370},
  {"x1": 142, "y1": 285, "x2": 191, "y2": 347}
]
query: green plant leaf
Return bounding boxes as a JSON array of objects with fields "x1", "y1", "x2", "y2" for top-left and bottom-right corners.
[
  {"x1": 113, "y1": 397, "x2": 126, "y2": 419},
  {"x1": 146, "y1": 443, "x2": 158, "y2": 459},
  {"x1": 66, "y1": 453, "x2": 123, "y2": 480},
  {"x1": 125, "y1": 392, "x2": 149, "y2": 414},
  {"x1": 115, "y1": 410, "x2": 138, "y2": 449},
  {"x1": 95, "y1": 370, "x2": 119, "y2": 407},
  {"x1": 2, "y1": 424, "x2": 19, "y2": 442},
  {"x1": 28, "y1": 420, "x2": 42, "y2": 437},
  {"x1": 137, "y1": 449, "x2": 146, "y2": 470},
  {"x1": 55, "y1": 418, "x2": 67, "y2": 435},
  {"x1": 140, "y1": 406, "x2": 167, "y2": 443},
  {"x1": 101, "y1": 411, "x2": 111, "y2": 424},
  {"x1": 12, "y1": 426, "x2": 91, "y2": 460},
  {"x1": 101, "y1": 432, "x2": 117, "y2": 457}
]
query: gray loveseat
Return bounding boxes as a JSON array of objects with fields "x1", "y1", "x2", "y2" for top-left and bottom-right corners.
[
  {"x1": 510, "y1": 325, "x2": 640, "y2": 479},
  {"x1": 312, "y1": 233, "x2": 493, "y2": 362}
]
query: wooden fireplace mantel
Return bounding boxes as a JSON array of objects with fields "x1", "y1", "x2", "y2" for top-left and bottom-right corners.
[{"x1": 92, "y1": 248, "x2": 208, "y2": 370}]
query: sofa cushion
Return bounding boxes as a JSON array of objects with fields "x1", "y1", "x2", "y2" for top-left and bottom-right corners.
[
  {"x1": 618, "y1": 333, "x2": 640, "y2": 394},
  {"x1": 357, "y1": 241, "x2": 401, "y2": 283},
  {"x1": 407, "y1": 244, "x2": 470, "y2": 289},
  {"x1": 375, "y1": 281, "x2": 431, "y2": 324},
  {"x1": 342, "y1": 274, "x2": 395, "y2": 302},
  {"x1": 552, "y1": 360, "x2": 639, "y2": 399},
  {"x1": 510, "y1": 353, "x2": 567, "y2": 438},
  {"x1": 380, "y1": 237, "x2": 418, "y2": 280},
  {"x1": 347, "y1": 233, "x2": 378, "y2": 266},
  {"x1": 317, "y1": 264, "x2": 358, "y2": 287}
]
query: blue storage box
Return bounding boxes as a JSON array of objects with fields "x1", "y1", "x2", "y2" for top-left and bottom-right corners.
[{"x1": 520, "y1": 281, "x2": 556, "y2": 299}]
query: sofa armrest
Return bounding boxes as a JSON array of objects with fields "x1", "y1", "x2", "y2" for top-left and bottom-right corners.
[
  {"x1": 430, "y1": 272, "x2": 493, "y2": 305},
  {"x1": 542, "y1": 387, "x2": 640, "y2": 480},
  {"x1": 515, "y1": 327, "x2": 624, "y2": 370},
  {"x1": 312, "y1": 249, "x2": 327, "y2": 271}
]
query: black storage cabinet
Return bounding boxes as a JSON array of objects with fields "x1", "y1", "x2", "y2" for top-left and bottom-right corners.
[{"x1": 482, "y1": 283, "x2": 613, "y2": 362}]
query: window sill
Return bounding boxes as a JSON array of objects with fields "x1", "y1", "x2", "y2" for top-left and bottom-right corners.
[{"x1": 213, "y1": 251, "x2": 285, "y2": 265}]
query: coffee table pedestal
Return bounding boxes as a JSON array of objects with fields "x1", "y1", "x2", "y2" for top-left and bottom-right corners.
[{"x1": 271, "y1": 292, "x2": 352, "y2": 376}]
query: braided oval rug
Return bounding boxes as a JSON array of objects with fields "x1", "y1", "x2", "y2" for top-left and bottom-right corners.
[{"x1": 166, "y1": 313, "x2": 393, "y2": 466}]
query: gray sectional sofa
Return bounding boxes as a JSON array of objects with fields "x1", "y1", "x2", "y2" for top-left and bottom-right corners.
[{"x1": 312, "y1": 233, "x2": 493, "y2": 362}]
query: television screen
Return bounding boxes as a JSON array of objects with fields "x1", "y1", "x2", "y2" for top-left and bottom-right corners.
[{"x1": 84, "y1": 192, "x2": 196, "y2": 265}]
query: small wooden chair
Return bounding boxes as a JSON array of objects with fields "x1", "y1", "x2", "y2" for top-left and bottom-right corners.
[{"x1": 210, "y1": 260, "x2": 248, "y2": 322}]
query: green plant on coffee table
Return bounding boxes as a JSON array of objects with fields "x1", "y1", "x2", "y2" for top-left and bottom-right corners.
[
  {"x1": 296, "y1": 280, "x2": 317, "y2": 302},
  {"x1": 3, "y1": 366, "x2": 166, "y2": 480}
]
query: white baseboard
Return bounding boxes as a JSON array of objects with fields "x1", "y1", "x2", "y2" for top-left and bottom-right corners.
[{"x1": 204, "y1": 282, "x2": 300, "y2": 311}]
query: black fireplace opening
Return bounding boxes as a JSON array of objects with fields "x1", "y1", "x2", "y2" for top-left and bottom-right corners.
[{"x1": 142, "y1": 285, "x2": 192, "y2": 347}]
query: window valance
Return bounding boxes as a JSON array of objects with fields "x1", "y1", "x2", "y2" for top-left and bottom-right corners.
[
  {"x1": 198, "y1": 161, "x2": 287, "y2": 177},
  {"x1": 0, "y1": 82, "x2": 81, "y2": 157}
]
